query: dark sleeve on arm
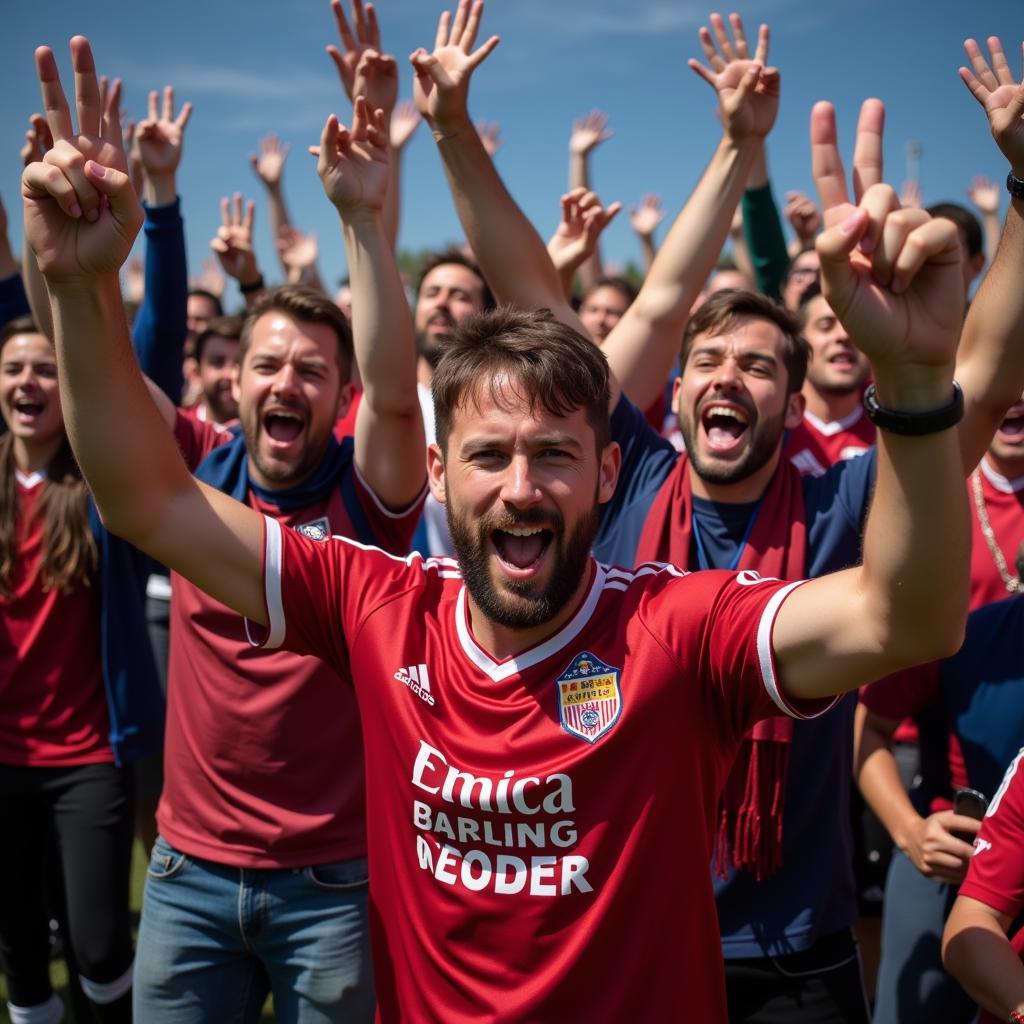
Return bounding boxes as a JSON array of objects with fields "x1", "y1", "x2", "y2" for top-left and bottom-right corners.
[
  {"x1": 741, "y1": 181, "x2": 789, "y2": 301},
  {"x1": 132, "y1": 199, "x2": 187, "y2": 402},
  {"x1": 0, "y1": 272, "x2": 31, "y2": 327}
]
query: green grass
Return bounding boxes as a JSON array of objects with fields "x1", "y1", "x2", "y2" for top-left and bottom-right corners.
[{"x1": 0, "y1": 840, "x2": 275, "y2": 1022}]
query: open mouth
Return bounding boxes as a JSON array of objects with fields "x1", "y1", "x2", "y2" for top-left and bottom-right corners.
[
  {"x1": 997, "y1": 411, "x2": 1024, "y2": 444},
  {"x1": 12, "y1": 398, "x2": 44, "y2": 422},
  {"x1": 491, "y1": 525, "x2": 554, "y2": 576},
  {"x1": 701, "y1": 403, "x2": 750, "y2": 453},
  {"x1": 262, "y1": 409, "x2": 305, "y2": 446}
]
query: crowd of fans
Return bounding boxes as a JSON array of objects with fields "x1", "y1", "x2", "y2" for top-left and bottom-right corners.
[{"x1": 2, "y1": 2, "x2": 1024, "y2": 1022}]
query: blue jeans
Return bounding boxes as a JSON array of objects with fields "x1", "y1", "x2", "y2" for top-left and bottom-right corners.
[
  {"x1": 134, "y1": 836, "x2": 374, "y2": 1023},
  {"x1": 871, "y1": 848, "x2": 975, "y2": 1024}
]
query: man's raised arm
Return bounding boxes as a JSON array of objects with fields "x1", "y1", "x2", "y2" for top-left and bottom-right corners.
[
  {"x1": 410, "y1": 1, "x2": 580, "y2": 333},
  {"x1": 600, "y1": 13, "x2": 777, "y2": 410},
  {"x1": 23, "y1": 37, "x2": 267, "y2": 623},
  {"x1": 953, "y1": 36, "x2": 1024, "y2": 471},
  {"x1": 772, "y1": 103, "x2": 969, "y2": 701},
  {"x1": 314, "y1": 95, "x2": 426, "y2": 508}
]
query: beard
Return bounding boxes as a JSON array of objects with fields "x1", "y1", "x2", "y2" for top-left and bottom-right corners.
[
  {"x1": 679, "y1": 402, "x2": 787, "y2": 487},
  {"x1": 241, "y1": 403, "x2": 327, "y2": 487},
  {"x1": 416, "y1": 320, "x2": 455, "y2": 370},
  {"x1": 447, "y1": 499, "x2": 599, "y2": 631},
  {"x1": 205, "y1": 385, "x2": 238, "y2": 425}
]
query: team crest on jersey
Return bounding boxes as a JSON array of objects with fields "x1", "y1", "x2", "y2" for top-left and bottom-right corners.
[
  {"x1": 296, "y1": 517, "x2": 330, "y2": 542},
  {"x1": 555, "y1": 651, "x2": 622, "y2": 744}
]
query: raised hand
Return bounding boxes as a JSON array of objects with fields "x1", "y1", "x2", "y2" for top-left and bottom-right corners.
[
  {"x1": 249, "y1": 134, "x2": 290, "y2": 189},
  {"x1": 900, "y1": 180, "x2": 922, "y2": 209},
  {"x1": 209, "y1": 193, "x2": 260, "y2": 285},
  {"x1": 314, "y1": 96, "x2": 390, "y2": 214},
  {"x1": 277, "y1": 225, "x2": 319, "y2": 283},
  {"x1": 629, "y1": 193, "x2": 665, "y2": 239},
  {"x1": 190, "y1": 257, "x2": 226, "y2": 299},
  {"x1": 967, "y1": 174, "x2": 1000, "y2": 215},
  {"x1": 688, "y1": 13, "x2": 778, "y2": 141},
  {"x1": 20, "y1": 114, "x2": 53, "y2": 167},
  {"x1": 136, "y1": 85, "x2": 192, "y2": 180},
  {"x1": 327, "y1": 0, "x2": 382, "y2": 101},
  {"x1": 477, "y1": 120, "x2": 502, "y2": 157},
  {"x1": 547, "y1": 187, "x2": 623, "y2": 276},
  {"x1": 22, "y1": 37, "x2": 142, "y2": 281},
  {"x1": 811, "y1": 100, "x2": 963, "y2": 380},
  {"x1": 783, "y1": 190, "x2": 821, "y2": 243},
  {"x1": 410, "y1": 0, "x2": 500, "y2": 137},
  {"x1": 352, "y1": 47, "x2": 399, "y2": 118},
  {"x1": 390, "y1": 100, "x2": 422, "y2": 151},
  {"x1": 569, "y1": 111, "x2": 611, "y2": 157},
  {"x1": 960, "y1": 37, "x2": 1024, "y2": 174},
  {"x1": 122, "y1": 118, "x2": 145, "y2": 199}
]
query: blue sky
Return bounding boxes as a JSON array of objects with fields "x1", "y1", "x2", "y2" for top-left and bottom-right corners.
[{"x1": 1, "y1": 0, "x2": 1020, "y2": 300}]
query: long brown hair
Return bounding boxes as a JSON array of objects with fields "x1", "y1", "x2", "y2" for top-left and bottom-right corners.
[{"x1": 0, "y1": 320, "x2": 97, "y2": 597}]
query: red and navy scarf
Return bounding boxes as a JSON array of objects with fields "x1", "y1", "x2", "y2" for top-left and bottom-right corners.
[{"x1": 637, "y1": 453, "x2": 806, "y2": 880}]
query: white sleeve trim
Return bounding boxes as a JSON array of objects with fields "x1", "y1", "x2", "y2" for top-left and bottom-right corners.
[
  {"x1": 757, "y1": 580, "x2": 839, "y2": 720},
  {"x1": 245, "y1": 515, "x2": 286, "y2": 650},
  {"x1": 352, "y1": 460, "x2": 428, "y2": 521}
]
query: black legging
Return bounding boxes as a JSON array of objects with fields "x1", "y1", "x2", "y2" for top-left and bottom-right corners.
[{"x1": 0, "y1": 761, "x2": 135, "y2": 1021}]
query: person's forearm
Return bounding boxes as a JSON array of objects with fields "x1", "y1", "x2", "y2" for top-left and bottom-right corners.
[
  {"x1": 342, "y1": 211, "x2": 424, "y2": 505},
  {"x1": 603, "y1": 135, "x2": 759, "y2": 410},
  {"x1": 48, "y1": 274, "x2": 194, "y2": 541},
  {"x1": 855, "y1": 711, "x2": 923, "y2": 852},
  {"x1": 944, "y1": 901, "x2": 1024, "y2": 1020},
  {"x1": 265, "y1": 182, "x2": 292, "y2": 272},
  {"x1": 982, "y1": 210, "x2": 1000, "y2": 268},
  {"x1": 859, "y1": 367, "x2": 970, "y2": 669},
  {"x1": 637, "y1": 234, "x2": 657, "y2": 275},
  {"x1": 569, "y1": 151, "x2": 602, "y2": 291},
  {"x1": 22, "y1": 236, "x2": 53, "y2": 340},
  {"x1": 437, "y1": 123, "x2": 573, "y2": 318},
  {"x1": 956, "y1": 197, "x2": 1024, "y2": 471},
  {"x1": 144, "y1": 171, "x2": 176, "y2": 208},
  {"x1": 382, "y1": 144, "x2": 401, "y2": 251},
  {"x1": 132, "y1": 199, "x2": 187, "y2": 402}
]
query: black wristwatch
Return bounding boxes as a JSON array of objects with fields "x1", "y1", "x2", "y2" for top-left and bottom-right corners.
[
  {"x1": 1008, "y1": 172, "x2": 1024, "y2": 201},
  {"x1": 863, "y1": 381, "x2": 964, "y2": 436},
  {"x1": 239, "y1": 274, "x2": 265, "y2": 294}
]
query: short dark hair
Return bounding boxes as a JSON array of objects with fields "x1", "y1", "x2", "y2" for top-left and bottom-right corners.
[
  {"x1": 188, "y1": 288, "x2": 224, "y2": 317},
  {"x1": 241, "y1": 285, "x2": 353, "y2": 378},
  {"x1": 582, "y1": 276, "x2": 638, "y2": 307},
  {"x1": 797, "y1": 280, "x2": 824, "y2": 325},
  {"x1": 0, "y1": 316, "x2": 43, "y2": 350},
  {"x1": 417, "y1": 248, "x2": 495, "y2": 311},
  {"x1": 680, "y1": 289, "x2": 810, "y2": 394},
  {"x1": 195, "y1": 315, "x2": 244, "y2": 364},
  {"x1": 927, "y1": 203, "x2": 983, "y2": 260},
  {"x1": 433, "y1": 307, "x2": 610, "y2": 456}
]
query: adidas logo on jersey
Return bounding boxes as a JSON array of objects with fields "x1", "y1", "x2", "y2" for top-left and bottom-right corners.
[{"x1": 395, "y1": 664, "x2": 436, "y2": 706}]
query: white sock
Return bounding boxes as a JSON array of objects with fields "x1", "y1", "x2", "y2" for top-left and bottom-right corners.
[
  {"x1": 79, "y1": 960, "x2": 133, "y2": 1005},
  {"x1": 7, "y1": 993, "x2": 64, "y2": 1024}
]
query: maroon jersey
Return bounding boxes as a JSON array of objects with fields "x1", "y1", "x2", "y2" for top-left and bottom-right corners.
[
  {"x1": 786, "y1": 407, "x2": 875, "y2": 478},
  {"x1": 0, "y1": 473, "x2": 111, "y2": 766},
  {"x1": 159, "y1": 412, "x2": 420, "y2": 867},
  {"x1": 251, "y1": 520, "x2": 833, "y2": 1022}
]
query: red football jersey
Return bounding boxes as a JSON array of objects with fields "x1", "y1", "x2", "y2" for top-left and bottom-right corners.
[
  {"x1": 251, "y1": 520, "x2": 833, "y2": 1022},
  {"x1": 0, "y1": 473, "x2": 111, "y2": 766},
  {"x1": 961, "y1": 747, "x2": 1024, "y2": 918},
  {"x1": 159, "y1": 412, "x2": 420, "y2": 867},
  {"x1": 970, "y1": 458, "x2": 1024, "y2": 610},
  {"x1": 785, "y1": 407, "x2": 876, "y2": 478}
]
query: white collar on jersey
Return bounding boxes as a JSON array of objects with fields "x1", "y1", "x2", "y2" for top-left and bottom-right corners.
[
  {"x1": 803, "y1": 404, "x2": 864, "y2": 437},
  {"x1": 456, "y1": 560, "x2": 607, "y2": 682},
  {"x1": 981, "y1": 456, "x2": 1024, "y2": 494},
  {"x1": 15, "y1": 470, "x2": 46, "y2": 489}
]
